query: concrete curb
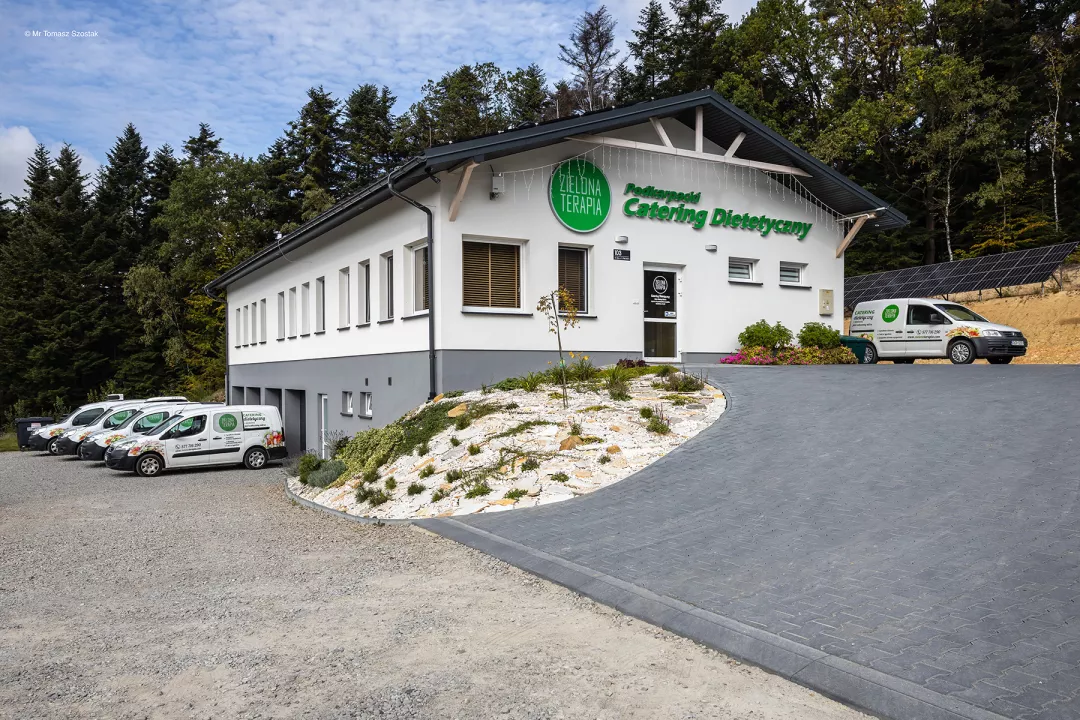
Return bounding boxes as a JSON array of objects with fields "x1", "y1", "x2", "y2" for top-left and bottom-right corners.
[
  {"x1": 283, "y1": 477, "x2": 412, "y2": 525},
  {"x1": 416, "y1": 518, "x2": 1008, "y2": 720}
]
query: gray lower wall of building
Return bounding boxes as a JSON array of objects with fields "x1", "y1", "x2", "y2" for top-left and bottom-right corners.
[
  {"x1": 229, "y1": 348, "x2": 723, "y2": 455},
  {"x1": 682, "y1": 352, "x2": 730, "y2": 365}
]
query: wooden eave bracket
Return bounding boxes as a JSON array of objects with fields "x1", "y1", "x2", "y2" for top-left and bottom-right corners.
[
  {"x1": 836, "y1": 213, "x2": 875, "y2": 258},
  {"x1": 449, "y1": 160, "x2": 479, "y2": 222}
]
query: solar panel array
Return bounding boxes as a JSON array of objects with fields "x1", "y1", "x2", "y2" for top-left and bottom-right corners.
[{"x1": 844, "y1": 242, "x2": 1078, "y2": 308}]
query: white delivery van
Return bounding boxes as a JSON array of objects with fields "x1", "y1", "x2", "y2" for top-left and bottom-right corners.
[
  {"x1": 78, "y1": 401, "x2": 198, "y2": 461},
  {"x1": 849, "y1": 298, "x2": 1027, "y2": 364},
  {"x1": 53, "y1": 400, "x2": 152, "y2": 456},
  {"x1": 27, "y1": 400, "x2": 127, "y2": 454},
  {"x1": 105, "y1": 404, "x2": 286, "y2": 477}
]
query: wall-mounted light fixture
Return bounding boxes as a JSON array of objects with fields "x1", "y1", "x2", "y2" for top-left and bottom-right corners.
[
  {"x1": 705, "y1": 244, "x2": 717, "y2": 252},
  {"x1": 615, "y1": 235, "x2": 629, "y2": 244}
]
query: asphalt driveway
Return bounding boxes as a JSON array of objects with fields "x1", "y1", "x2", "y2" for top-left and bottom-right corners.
[{"x1": 427, "y1": 365, "x2": 1080, "y2": 720}]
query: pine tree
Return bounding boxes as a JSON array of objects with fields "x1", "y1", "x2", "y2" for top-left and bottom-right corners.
[
  {"x1": 626, "y1": 0, "x2": 672, "y2": 100},
  {"x1": 341, "y1": 84, "x2": 400, "y2": 193},
  {"x1": 183, "y1": 123, "x2": 224, "y2": 167},
  {"x1": 285, "y1": 86, "x2": 345, "y2": 200},
  {"x1": 666, "y1": 0, "x2": 727, "y2": 94},
  {"x1": 506, "y1": 64, "x2": 550, "y2": 125},
  {"x1": 559, "y1": 6, "x2": 622, "y2": 111}
]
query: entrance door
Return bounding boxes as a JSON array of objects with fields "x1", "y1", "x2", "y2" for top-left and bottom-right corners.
[
  {"x1": 643, "y1": 269, "x2": 678, "y2": 361},
  {"x1": 317, "y1": 393, "x2": 329, "y2": 459}
]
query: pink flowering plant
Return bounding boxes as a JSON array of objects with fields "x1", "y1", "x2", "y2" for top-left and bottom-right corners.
[{"x1": 719, "y1": 321, "x2": 856, "y2": 365}]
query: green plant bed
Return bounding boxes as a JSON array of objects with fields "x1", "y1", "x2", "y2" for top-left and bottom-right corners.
[
  {"x1": 491, "y1": 419, "x2": 554, "y2": 440},
  {"x1": 0, "y1": 434, "x2": 18, "y2": 452}
]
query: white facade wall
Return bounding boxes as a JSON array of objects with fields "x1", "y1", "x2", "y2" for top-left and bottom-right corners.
[{"x1": 228, "y1": 117, "x2": 845, "y2": 367}]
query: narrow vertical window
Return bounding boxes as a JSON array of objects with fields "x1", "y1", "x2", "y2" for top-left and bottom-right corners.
[
  {"x1": 250, "y1": 302, "x2": 258, "y2": 345},
  {"x1": 259, "y1": 299, "x2": 267, "y2": 343},
  {"x1": 315, "y1": 276, "x2": 325, "y2": 332},
  {"x1": 413, "y1": 245, "x2": 429, "y2": 312},
  {"x1": 277, "y1": 292, "x2": 285, "y2": 340},
  {"x1": 341, "y1": 391, "x2": 353, "y2": 414},
  {"x1": 357, "y1": 261, "x2": 370, "y2": 325},
  {"x1": 288, "y1": 287, "x2": 297, "y2": 338},
  {"x1": 380, "y1": 252, "x2": 394, "y2": 320},
  {"x1": 235, "y1": 308, "x2": 241, "y2": 347},
  {"x1": 242, "y1": 305, "x2": 250, "y2": 346},
  {"x1": 301, "y1": 282, "x2": 311, "y2": 335},
  {"x1": 558, "y1": 247, "x2": 588, "y2": 313},
  {"x1": 338, "y1": 267, "x2": 350, "y2": 328}
]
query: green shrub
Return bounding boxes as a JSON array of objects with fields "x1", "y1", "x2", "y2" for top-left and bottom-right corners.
[
  {"x1": 598, "y1": 454, "x2": 611, "y2": 464},
  {"x1": 566, "y1": 356, "x2": 599, "y2": 382},
  {"x1": 505, "y1": 488, "x2": 527, "y2": 500},
  {"x1": 639, "y1": 406, "x2": 654, "y2": 419},
  {"x1": 419, "y1": 465, "x2": 435, "y2": 478},
  {"x1": 551, "y1": 472, "x2": 569, "y2": 483},
  {"x1": 647, "y1": 416, "x2": 671, "y2": 434},
  {"x1": 465, "y1": 482, "x2": 492, "y2": 498},
  {"x1": 822, "y1": 347, "x2": 858, "y2": 364},
  {"x1": 384, "y1": 476, "x2": 397, "y2": 490},
  {"x1": 445, "y1": 468, "x2": 464, "y2": 483},
  {"x1": 569, "y1": 421, "x2": 582, "y2": 436},
  {"x1": 407, "y1": 482, "x2": 426, "y2": 496},
  {"x1": 418, "y1": 441, "x2": 430, "y2": 456},
  {"x1": 521, "y1": 457, "x2": 540, "y2": 471},
  {"x1": 444, "y1": 390, "x2": 464, "y2": 398},
  {"x1": 738, "y1": 320, "x2": 793, "y2": 353},
  {"x1": 493, "y1": 377, "x2": 523, "y2": 391},
  {"x1": 367, "y1": 489, "x2": 391, "y2": 506},
  {"x1": 355, "y1": 485, "x2": 372, "y2": 502},
  {"x1": 798, "y1": 322, "x2": 842, "y2": 349},
  {"x1": 362, "y1": 468, "x2": 379, "y2": 484},
  {"x1": 605, "y1": 365, "x2": 632, "y2": 401},
  {"x1": 450, "y1": 436, "x2": 461, "y2": 447},
  {"x1": 431, "y1": 488, "x2": 448, "y2": 502},
  {"x1": 454, "y1": 416, "x2": 471, "y2": 430},
  {"x1": 467, "y1": 443, "x2": 481, "y2": 455},
  {"x1": 306, "y1": 459, "x2": 346, "y2": 488},
  {"x1": 297, "y1": 453, "x2": 322, "y2": 484},
  {"x1": 654, "y1": 364, "x2": 676, "y2": 378},
  {"x1": 519, "y1": 371, "x2": 547, "y2": 392},
  {"x1": 663, "y1": 372, "x2": 704, "y2": 392}
]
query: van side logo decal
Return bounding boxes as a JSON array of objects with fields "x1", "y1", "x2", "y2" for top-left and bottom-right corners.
[
  {"x1": 882, "y1": 304, "x2": 900, "y2": 323},
  {"x1": 216, "y1": 413, "x2": 238, "y2": 432}
]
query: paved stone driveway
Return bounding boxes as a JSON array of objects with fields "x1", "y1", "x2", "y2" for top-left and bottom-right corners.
[{"x1": 432, "y1": 365, "x2": 1080, "y2": 720}]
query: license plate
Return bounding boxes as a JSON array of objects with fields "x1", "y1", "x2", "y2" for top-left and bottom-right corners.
[{"x1": 1011, "y1": 340, "x2": 1025, "y2": 346}]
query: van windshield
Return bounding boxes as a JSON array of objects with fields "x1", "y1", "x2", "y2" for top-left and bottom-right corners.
[{"x1": 935, "y1": 303, "x2": 988, "y2": 322}]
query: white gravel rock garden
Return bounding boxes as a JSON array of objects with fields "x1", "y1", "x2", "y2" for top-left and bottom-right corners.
[{"x1": 287, "y1": 361, "x2": 725, "y2": 520}]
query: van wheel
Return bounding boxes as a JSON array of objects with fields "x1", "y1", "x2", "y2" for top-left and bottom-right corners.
[
  {"x1": 47, "y1": 437, "x2": 60, "y2": 455},
  {"x1": 988, "y1": 357, "x2": 1013, "y2": 365},
  {"x1": 862, "y1": 344, "x2": 878, "y2": 364},
  {"x1": 949, "y1": 339, "x2": 976, "y2": 364},
  {"x1": 244, "y1": 446, "x2": 268, "y2": 470},
  {"x1": 135, "y1": 453, "x2": 164, "y2": 477}
]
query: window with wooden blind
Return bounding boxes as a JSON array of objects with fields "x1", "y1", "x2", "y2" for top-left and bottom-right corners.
[
  {"x1": 412, "y1": 245, "x2": 429, "y2": 312},
  {"x1": 462, "y1": 241, "x2": 521, "y2": 308},
  {"x1": 558, "y1": 247, "x2": 588, "y2": 314}
]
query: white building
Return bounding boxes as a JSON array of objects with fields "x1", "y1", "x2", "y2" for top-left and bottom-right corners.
[{"x1": 207, "y1": 91, "x2": 906, "y2": 453}]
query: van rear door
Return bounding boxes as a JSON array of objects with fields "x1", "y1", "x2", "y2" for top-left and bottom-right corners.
[{"x1": 875, "y1": 301, "x2": 908, "y2": 356}]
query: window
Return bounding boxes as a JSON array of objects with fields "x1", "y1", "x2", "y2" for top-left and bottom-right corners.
[
  {"x1": 338, "y1": 267, "x2": 350, "y2": 327},
  {"x1": 779, "y1": 262, "x2": 805, "y2": 285},
  {"x1": 288, "y1": 287, "x2": 297, "y2": 338},
  {"x1": 380, "y1": 252, "x2": 394, "y2": 320},
  {"x1": 342, "y1": 391, "x2": 353, "y2": 415},
  {"x1": 907, "y1": 304, "x2": 941, "y2": 325},
  {"x1": 242, "y1": 305, "x2": 250, "y2": 346},
  {"x1": 301, "y1": 282, "x2": 311, "y2": 335},
  {"x1": 250, "y1": 302, "x2": 258, "y2": 345},
  {"x1": 462, "y1": 240, "x2": 521, "y2": 308},
  {"x1": 259, "y1": 299, "x2": 267, "y2": 343},
  {"x1": 72, "y1": 408, "x2": 104, "y2": 426},
  {"x1": 358, "y1": 261, "x2": 371, "y2": 325},
  {"x1": 170, "y1": 415, "x2": 206, "y2": 439},
  {"x1": 133, "y1": 412, "x2": 169, "y2": 432},
  {"x1": 728, "y1": 258, "x2": 755, "y2": 281},
  {"x1": 277, "y1": 292, "x2": 285, "y2": 340},
  {"x1": 412, "y1": 245, "x2": 430, "y2": 312},
  {"x1": 558, "y1": 247, "x2": 588, "y2": 313},
  {"x1": 358, "y1": 391, "x2": 372, "y2": 417},
  {"x1": 315, "y1": 276, "x2": 326, "y2": 332},
  {"x1": 235, "y1": 308, "x2": 242, "y2": 347},
  {"x1": 103, "y1": 410, "x2": 134, "y2": 428}
]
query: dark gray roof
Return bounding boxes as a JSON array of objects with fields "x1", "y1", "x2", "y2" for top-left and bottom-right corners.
[{"x1": 208, "y1": 90, "x2": 906, "y2": 292}]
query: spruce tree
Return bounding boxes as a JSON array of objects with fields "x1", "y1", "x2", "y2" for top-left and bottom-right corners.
[
  {"x1": 627, "y1": 0, "x2": 672, "y2": 100},
  {"x1": 285, "y1": 86, "x2": 345, "y2": 200},
  {"x1": 506, "y1": 64, "x2": 550, "y2": 125},
  {"x1": 666, "y1": 0, "x2": 727, "y2": 94},
  {"x1": 183, "y1": 123, "x2": 224, "y2": 167},
  {"x1": 341, "y1": 84, "x2": 400, "y2": 193}
]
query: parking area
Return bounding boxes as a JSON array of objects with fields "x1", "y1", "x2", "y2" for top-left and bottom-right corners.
[
  {"x1": 431, "y1": 365, "x2": 1080, "y2": 720},
  {"x1": 0, "y1": 450, "x2": 866, "y2": 719}
]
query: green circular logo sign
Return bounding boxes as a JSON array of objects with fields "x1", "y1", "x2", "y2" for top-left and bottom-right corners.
[
  {"x1": 882, "y1": 304, "x2": 900, "y2": 323},
  {"x1": 549, "y1": 159, "x2": 610, "y2": 233},
  {"x1": 217, "y1": 413, "x2": 238, "y2": 432}
]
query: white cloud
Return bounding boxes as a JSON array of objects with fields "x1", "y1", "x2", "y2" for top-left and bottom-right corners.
[{"x1": 0, "y1": 125, "x2": 101, "y2": 199}]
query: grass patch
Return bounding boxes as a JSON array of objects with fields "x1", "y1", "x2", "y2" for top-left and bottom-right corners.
[
  {"x1": 505, "y1": 402, "x2": 519, "y2": 410},
  {"x1": 579, "y1": 435, "x2": 602, "y2": 445},
  {"x1": 465, "y1": 482, "x2": 492, "y2": 498},
  {"x1": 356, "y1": 486, "x2": 391, "y2": 506},
  {"x1": 445, "y1": 468, "x2": 464, "y2": 483},
  {"x1": 521, "y1": 457, "x2": 540, "y2": 471},
  {"x1": 604, "y1": 365, "x2": 632, "y2": 401},
  {"x1": 548, "y1": 391, "x2": 564, "y2": 400},
  {"x1": 569, "y1": 421, "x2": 582, "y2": 436},
  {"x1": 444, "y1": 390, "x2": 464, "y2": 398},
  {"x1": 505, "y1": 488, "x2": 528, "y2": 500},
  {"x1": 491, "y1": 419, "x2": 555, "y2": 440},
  {"x1": 362, "y1": 468, "x2": 379, "y2": 484},
  {"x1": 0, "y1": 434, "x2": 18, "y2": 452},
  {"x1": 582, "y1": 404, "x2": 609, "y2": 412},
  {"x1": 661, "y1": 394, "x2": 694, "y2": 406},
  {"x1": 599, "y1": 454, "x2": 611, "y2": 464},
  {"x1": 450, "y1": 436, "x2": 460, "y2": 447},
  {"x1": 467, "y1": 443, "x2": 481, "y2": 455},
  {"x1": 647, "y1": 416, "x2": 671, "y2": 434},
  {"x1": 407, "y1": 482, "x2": 426, "y2": 495},
  {"x1": 384, "y1": 476, "x2": 397, "y2": 490},
  {"x1": 419, "y1": 465, "x2": 435, "y2": 479},
  {"x1": 431, "y1": 488, "x2": 448, "y2": 502},
  {"x1": 551, "y1": 472, "x2": 569, "y2": 483}
]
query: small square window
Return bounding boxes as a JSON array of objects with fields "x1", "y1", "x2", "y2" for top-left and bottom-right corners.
[
  {"x1": 358, "y1": 392, "x2": 372, "y2": 417},
  {"x1": 779, "y1": 262, "x2": 805, "y2": 285},
  {"x1": 341, "y1": 391, "x2": 353, "y2": 415},
  {"x1": 728, "y1": 258, "x2": 755, "y2": 281}
]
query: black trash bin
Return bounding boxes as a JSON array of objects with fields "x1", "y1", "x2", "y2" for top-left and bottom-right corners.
[{"x1": 15, "y1": 417, "x2": 54, "y2": 450}]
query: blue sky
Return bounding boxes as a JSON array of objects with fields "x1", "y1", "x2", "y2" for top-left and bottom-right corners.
[{"x1": 1, "y1": 0, "x2": 758, "y2": 197}]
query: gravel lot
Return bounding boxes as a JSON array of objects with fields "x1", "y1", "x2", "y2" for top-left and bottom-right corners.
[{"x1": 0, "y1": 451, "x2": 864, "y2": 719}]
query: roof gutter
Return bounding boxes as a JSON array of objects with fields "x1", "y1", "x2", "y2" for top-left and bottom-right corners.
[{"x1": 387, "y1": 169, "x2": 438, "y2": 402}]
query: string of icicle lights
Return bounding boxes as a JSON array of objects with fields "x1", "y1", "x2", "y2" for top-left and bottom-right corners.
[{"x1": 494, "y1": 144, "x2": 849, "y2": 235}]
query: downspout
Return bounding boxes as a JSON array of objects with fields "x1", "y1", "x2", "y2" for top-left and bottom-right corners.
[
  {"x1": 205, "y1": 285, "x2": 229, "y2": 402},
  {"x1": 387, "y1": 171, "x2": 437, "y2": 401}
]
